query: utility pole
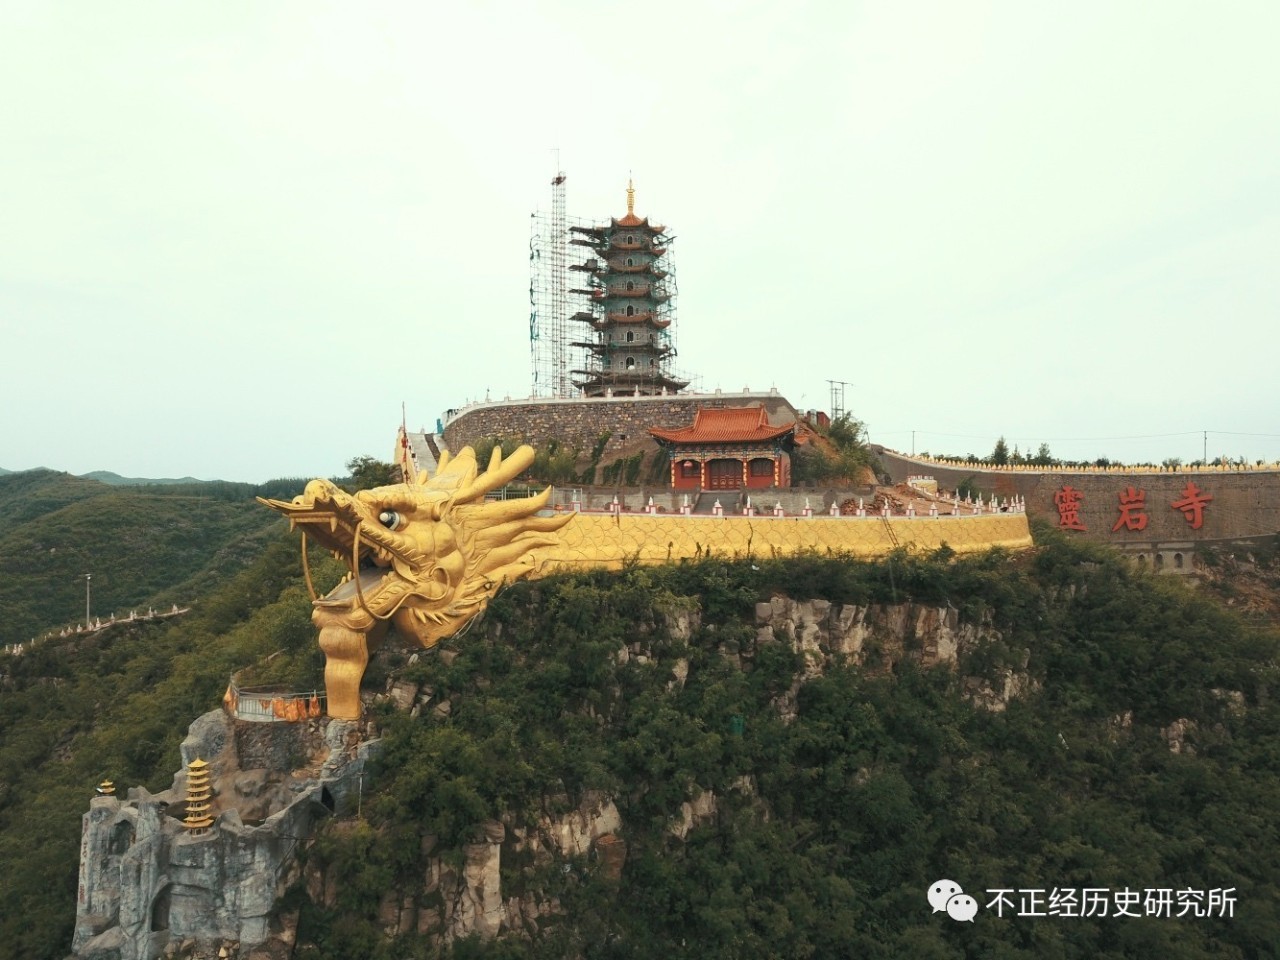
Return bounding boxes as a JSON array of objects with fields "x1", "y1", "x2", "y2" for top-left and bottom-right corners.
[
  {"x1": 826, "y1": 379, "x2": 852, "y2": 422},
  {"x1": 81, "y1": 573, "x2": 91, "y2": 626},
  {"x1": 1203, "y1": 430, "x2": 1207, "y2": 465},
  {"x1": 912, "y1": 430, "x2": 916, "y2": 456}
]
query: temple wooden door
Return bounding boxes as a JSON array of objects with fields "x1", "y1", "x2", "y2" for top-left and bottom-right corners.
[{"x1": 706, "y1": 459, "x2": 741, "y2": 490}]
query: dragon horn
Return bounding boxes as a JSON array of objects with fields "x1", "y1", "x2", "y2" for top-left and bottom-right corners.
[
  {"x1": 450, "y1": 445, "x2": 536, "y2": 505},
  {"x1": 463, "y1": 485, "x2": 554, "y2": 526},
  {"x1": 474, "y1": 511, "x2": 574, "y2": 552}
]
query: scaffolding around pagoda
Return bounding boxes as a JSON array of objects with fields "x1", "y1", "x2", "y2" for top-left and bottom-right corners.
[
  {"x1": 531, "y1": 175, "x2": 693, "y2": 398},
  {"x1": 567, "y1": 182, "x2": 687, "y2": 397},
  {"x1": 529, "y1": 171, "x2": 591, "y2": 399}
]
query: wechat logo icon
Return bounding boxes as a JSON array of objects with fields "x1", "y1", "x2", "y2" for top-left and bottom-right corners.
[{"x1": 928, "y1": 879, "x2": 978, "y2": 922}]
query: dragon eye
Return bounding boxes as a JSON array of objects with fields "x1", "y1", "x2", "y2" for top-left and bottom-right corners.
[{"x1": 378, "y1": 510, "x2": 401, "y2": 529}]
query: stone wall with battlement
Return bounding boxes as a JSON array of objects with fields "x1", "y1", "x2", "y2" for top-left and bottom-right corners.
[
  {"x1": 877, "y1": 448, "x2": 1280, "y2": 546},
  {"x1": 442, "y1": 390, "x2": 799, "y2": 460}
]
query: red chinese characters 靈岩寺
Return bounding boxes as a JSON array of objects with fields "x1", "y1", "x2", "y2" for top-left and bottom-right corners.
[
  {"x1": 1112, "y1": 487, "x2": 1148, "y2": 532},
  {"x1": 1054, "y1": 486, "x2": 1086, "y2": 531},
  {"x1": 1171, "y1": 481, "x2": 1213, "y2": 530}
]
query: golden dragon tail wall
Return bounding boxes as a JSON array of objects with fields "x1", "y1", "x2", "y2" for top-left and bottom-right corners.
[{"x1": 261, "y1": 445, "x2": 1031, "y2": 719}]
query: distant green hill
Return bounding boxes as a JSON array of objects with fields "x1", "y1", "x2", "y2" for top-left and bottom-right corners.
[
  {"x1": 0, "y1": 534, "x2": 338, "y2": 960},
  {"x1": 0, "y1": 468, "x2": 216, "y2": 484},
  {"x1": 0, "y1": 470, "x2": 107, "y2": 540},
  {"x1": 79, "y1": 470, "x2": 213, "y2": 486},
  {"x1": 0, "y1": 471, "x2": 309, "y2": 645}
]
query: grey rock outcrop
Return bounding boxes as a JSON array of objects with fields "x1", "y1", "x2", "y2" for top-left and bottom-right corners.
[
  {"x1": 306, "y1": 791, "x2": 625, "y2": 944},
  {"x1": 754, "y1": 597, "x2": 1033, "y2": 717},
  {"x1": 754, "y1": 597, "x2": 988, "y2": 671},
  {"x1": 70, "y1": 709, "x2": 376, "y2": 960}
]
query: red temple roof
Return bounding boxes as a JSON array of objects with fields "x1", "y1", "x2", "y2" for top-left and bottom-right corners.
[
  {"x1": 649, "y1": 405, "x2": 795, "y2": 445},
  {"x1": 609, "y1": 215, "x2": 666, "y2": 232}
]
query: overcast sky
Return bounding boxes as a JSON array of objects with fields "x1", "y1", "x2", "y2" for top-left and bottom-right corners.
[{"x1": 3, "y1": 2, "x2": 1278, "y2": 482}]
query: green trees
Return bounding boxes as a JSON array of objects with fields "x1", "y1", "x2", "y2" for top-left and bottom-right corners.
[
  {"x1": 295, "y1": 538, "x2": 1280, "y2": 958},
  {"x1": 345, "y1": 456, "x2": 400, "y2": 491},
  {"x1": 0, "y1": 471, "x2": 282, "y2": 645},
  {"x1": 530, "y1": 440, "x2": 577, "y2": 486},
  {"x1": 0, "y1": 533, "x2": 333, "y2": 960},
  {"x1": 794, "y1": 413, "x2": 874, "y2": 484},
  {"x1": 5, "y1": 499, "x2": 1280, "y2": 958}
]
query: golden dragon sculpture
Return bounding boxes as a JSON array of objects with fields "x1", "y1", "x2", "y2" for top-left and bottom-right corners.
[
  {"x1": 259, "y1": 445, "x2": 571, "y2": 719},
  {"x1": 261, "y1": 443, "x2": 1032, "y2": 719}
]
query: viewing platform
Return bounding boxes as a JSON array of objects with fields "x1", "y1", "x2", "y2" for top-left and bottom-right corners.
[{"x1": 223, "y1": 678, "x2": 326, "y2": 723}]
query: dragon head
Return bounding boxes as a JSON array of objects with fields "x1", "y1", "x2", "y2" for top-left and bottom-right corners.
[{"x1": 259, "y1": 444, "x2": 573, "y2": 717}]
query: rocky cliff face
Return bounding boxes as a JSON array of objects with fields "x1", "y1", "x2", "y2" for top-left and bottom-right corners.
[
  {"x1": 69, "y1": 710, "x2": 376, "y2": 960},
  {"x1": 304, "y1": 792, "x2": 631, "y2": 945},
  {"x1": 69, "y1": 593, "x2": 1036, "y2": 958},
  {"x1": 753, "y1": 596, "x2": 1032, "y2": 718},
  {"x1": 295, "y1": 595, "x2": 1034, "y2": 952}
]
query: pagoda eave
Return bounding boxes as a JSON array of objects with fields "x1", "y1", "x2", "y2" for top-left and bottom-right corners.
[
  {"x1": 573, "y1": 376, "x2": 690, "y2": 396},
  {"x1": 611, "y1": 217, "x2": 666, "y2": 233},
  {"x1": 602, "y1": 314, "x2": 671, "y2": 328},
  {"x1": 607, "y1": 288, "x2": 667, "y2": 299}
]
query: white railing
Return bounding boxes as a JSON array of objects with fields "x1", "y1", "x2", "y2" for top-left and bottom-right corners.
[{"x1": 224, "y1": 678, "x2": 326, "y2": 723}]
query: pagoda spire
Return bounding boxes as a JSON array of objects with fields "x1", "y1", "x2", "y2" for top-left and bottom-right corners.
[{"x1": 626, "y1": 177, "x2": 635, "y2": 218}]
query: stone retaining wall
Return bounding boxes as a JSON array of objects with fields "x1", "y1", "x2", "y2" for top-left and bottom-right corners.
[
  {"x1": 877, "y1": 449, "x2": 1280, "y2": 544},
  {"x1": 442, "y1": 391, "x2": 799, "y2": 460}
]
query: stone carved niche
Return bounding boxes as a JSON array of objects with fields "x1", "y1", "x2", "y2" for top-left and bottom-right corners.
[{"x1": 150, "y1": 884, "x2": 171, "y2": 934}]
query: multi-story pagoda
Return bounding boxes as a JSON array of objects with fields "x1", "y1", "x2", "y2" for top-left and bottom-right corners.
[{"x1": 569, "y1": 182, "x2": 688, "y2": 397}]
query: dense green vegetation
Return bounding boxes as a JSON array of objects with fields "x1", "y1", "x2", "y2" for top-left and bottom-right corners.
[
  {"x1": 792, "y1": 413, "x2": 877, "y2": 484},
  {"x1": 0, "y1": 470, "x2": 307, "y2": 644},
  {"x1": 0, "y1": 471, "x2": 333, "y2": 959},
  {"x1": 470, "y1": 435, "x2": 667, "y2": 488},
  {"x1": 0, "y1": 533, "x2": 341, "y2": 959},
  {"x1": 2, "y1": 475, "x2": 1279, "y2": 959},
  {"x1": 346, "y1": 455, "x2": 402, "y2": 491},
  {"x1": 297, "y1": 530, "x2": 1280, "y2": 959}
]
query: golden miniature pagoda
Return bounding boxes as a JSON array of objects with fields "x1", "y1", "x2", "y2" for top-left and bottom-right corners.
[{"x1": 183, "y1": 758, "x2": 214, "y2": 833}]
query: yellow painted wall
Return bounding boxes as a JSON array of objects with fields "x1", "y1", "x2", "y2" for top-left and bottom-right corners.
[{"x1": 533, "y1": 512, "x2": 1032, "y2": 574}]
